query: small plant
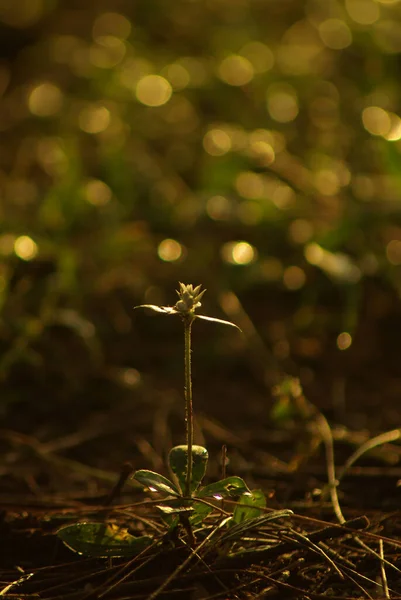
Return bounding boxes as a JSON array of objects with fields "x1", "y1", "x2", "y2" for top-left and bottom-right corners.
[
  {"x1": 57, "y1": 284, "x2": 271, "y2": 556},
  {"x1": 132, "y1": 283, "x2": 256, "y2": 541}
]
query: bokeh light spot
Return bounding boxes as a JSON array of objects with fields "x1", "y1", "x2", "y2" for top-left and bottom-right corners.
[
  {"x1": 337, "y1": 332, "x2": 352, "y2": 350},
  {"x1": 235, "y1": 171, "x2": 265, "y2": 199},
  {"x1": 136, "y1": 75, "x2": 172, "y2": 107},
  {"x1": 203, "y1": 128, "x2": 232, "y2": 156},
  {"x1": 221, "y1": 241, "x2": 257, "y2": 265},
  {"x1": 240, "y1": 41, "x2": 274, "y2": 73},
  {"x1": 267, "y1": 84, "x2": 299, "y2": 123},
  {"x1": 386, "y1": 240, "x2": 401, "y2": 265},
  {"x1": 28, "y1": 83, "x2": 63, "y2": 117},
  {"x1": 218, "y1": 55, "x2": 254, "y2": 86},
  {"x1": 304, "y1": 243, "x2": 325, "y2": 265},
  {"x1": 318, "y1": 19, "x2": 352, "y2": 50},
  {"x1": 79, "y1": 105, "x2": 111, "y2": 134},
  {"x1": 314, "y1": 169, "x2": 341, "y2": 196},
  {"x1": 374, "y1": 19, "x2": 401, "y2": 54},
  {"x1": 163, "y1": 63, "x2": 191, "y2": 90},
  {"x1": 84, "y1": 179, "x2": 112, "y2": 206},
  {"x1": 206, "y1": 195, "x2": 232, "y2": 220},
  {"x1": 362, "y1": 106, "x2": 391, "y2": 136},
  {"x1": 345, "y1": 0, "x2": 380, "y2": 25},
  {"x1": 14, "y1": 236, "x2": 38, "y2": 261},
  {"x1": 283, "y1": 266, "x2": 306, "y2": 290},
  {"x1": 248, "y1": 140, "x2": 275, "y2": 166},
  {"x1": 92, "y1": 12, "x2": 131, "y2": 40},
  {"x1": 36, "y1": 137, "x2": 68, "y2": 176},
  {"x1": 158, "y1": 239, "x2": 183, "y2": 262},
  {"x1": 288, "y1": 219, "x2": 314, "y2": 244},
  {"x1": 90, "y1": 36, "x2": 126, "y2": 69},
  {"x1": 385, "y1": 114, "x2": 401, "y2": 141},
  {"x1": 272, "y1": 183, "x2": 296, "y2": 209}
]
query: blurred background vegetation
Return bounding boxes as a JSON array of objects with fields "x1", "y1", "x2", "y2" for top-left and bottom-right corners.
[{"x1": 1, "y1": 0, "x2": 401, "y2": 474}]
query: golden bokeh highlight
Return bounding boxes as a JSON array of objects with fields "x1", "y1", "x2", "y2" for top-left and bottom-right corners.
[
  {"x1": 374, "y1": 19, "x2": 401, "y2": 53},
  {"x1": 162, "y1": 63, "x2": 190, "y2": 90},
  {"x1": 84, "y1": 179, "x2": 112, "y2": 206},
  {"x1": 283, "y1": 266, "x2": 306, "y2": 290},
  {"x1": 345, "y1": 0, "x2": 380, "y2": 25},
  {"x1": 206, "y1": 195, "x2": 232, "y2": 220},
  {"x1": 36, "y1": 137, "x2": 68, "y2": 176},
  {"x1": 267, "y1": 84, "x2": 299, "y2": 123},
  {"x1": 362, "y1": 106, "x2": 391, "y2": 136},
  {"x1": 136, "y1": 75, "x2": 172, "y2": 107},
  {"x1": 288, "y1": 219, "x2": 314, "y2": 244},
  {"x1": 92, "y1": 12, "x2": 131, "y2": 40},
  {"x1": 337, "y1": 332, "x2": 352, "y2": 350},
  {"x1": 247, "y1": 140, "x2": 275, "y2": 166},
  {"x1": 240, "y1": 41, "x2": 274, "y2": 73},
  {"x1": 384, "y1": 113, "x2": 401, "y2": 141},
  {"x1": 272, "y1": 183, "x2": 296, "y2": 209},
  {"x1": 28, "y1": 83, "x2": 63, "y2": 117},
  {"x1": 14, "y1": 236, "x2": 38, "y2": 261},
  {"x1": 318, "y1": 19, "x2": 352, "y2": 50},
  {"x1": 178, "y1": 57, "x2": 208, "y2": 87},
  {"x1": 235, "y1": 171, "x2": 265, "y2": 199},
  {"x1": 221, "y1": 241, "x2": 257, "y2": 265},
  {"x1": 119, "y1": 58, "x2": 153, "y2": 90},
  {"x1": 157, "y1": 239, "x2": 183, "y2": 262},
  {"x1": 314, "y1": 169, "x2": 341, "y2": 196},
  {"x1": 305, "y1": 243, "x2": 361, "y2": 282},
  {"x1": 386, "y1": 240, "x2": 401, "y2": 265},
  {"x1": 203, "y1": 128, "x2": 232, "y2": 156},
  {"x1": 218, "y1": 55, "x2": 254, "y2": 86},
  {"x1": 79, "y1": 105, "x2": 111, "y2": 134},
  {"x1": 304, "y1": 243, "x2": 324, "y2": 266},
  {"x1": 90, "y1": 36, "x2": 126, "y2": 69}
]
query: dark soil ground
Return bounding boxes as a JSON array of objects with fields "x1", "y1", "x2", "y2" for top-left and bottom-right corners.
[{"x1": 1, "y1": 280, "x2": 401, "y2": 599}]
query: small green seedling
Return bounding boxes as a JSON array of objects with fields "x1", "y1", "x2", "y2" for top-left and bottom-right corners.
[
  {"x1": 57, "y1": 284, "x2": 265, "y2": 556},
  {"x1": 132, "y1": 284, "x2": 256, "y2": 535}
]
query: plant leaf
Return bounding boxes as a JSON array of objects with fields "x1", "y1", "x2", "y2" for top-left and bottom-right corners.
[
  {"x1": 232, "y1": 489, "x2": 266, "y2": 524},
  {"x1": 196, "y1": 315, "x2": 241, "y2": 331},
  {"x1": 57, "y1": 522, "x2": 152, "y2": 558},
  {"x1": 169, "y1": 445, "x2": 209, "y2": 495},
  {"x1": 156, "y1": 504, "x2": 193, "y2": 515},
  {"x1": 197, "y1": 476, "x2": 250, "y2": 499},
  {"x1": 190, "y1": 500, "x2": 214, "y2": 526},
  {"x1": 134, "y1": 305, "x2": 176, "y2": 314},
  {"x1": 133, "y1": 470, "x2": 181, "y2": 497}
]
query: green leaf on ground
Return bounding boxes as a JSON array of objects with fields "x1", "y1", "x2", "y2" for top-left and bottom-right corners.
[
  {"x1": 133, "y1": 470, "x2": 181, "y2": 497},
  {"x1": 57, "y1": 522, "x2": 152, "y2": 558},
  {"x1": 232, "y1": 489, "x2": 266, "y2": 523},
  {"x1": 197, "y1": 476, "x2": 250, "y2": 499}
]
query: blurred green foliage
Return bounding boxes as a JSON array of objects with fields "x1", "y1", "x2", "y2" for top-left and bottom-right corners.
[{"x1": 1, "y1": 0, "x2": 401, "y2": 425}]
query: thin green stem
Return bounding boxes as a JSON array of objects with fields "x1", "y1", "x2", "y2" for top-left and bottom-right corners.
[{"x1": 184, "y1": 316, "x2": 193, "y2": 497}]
